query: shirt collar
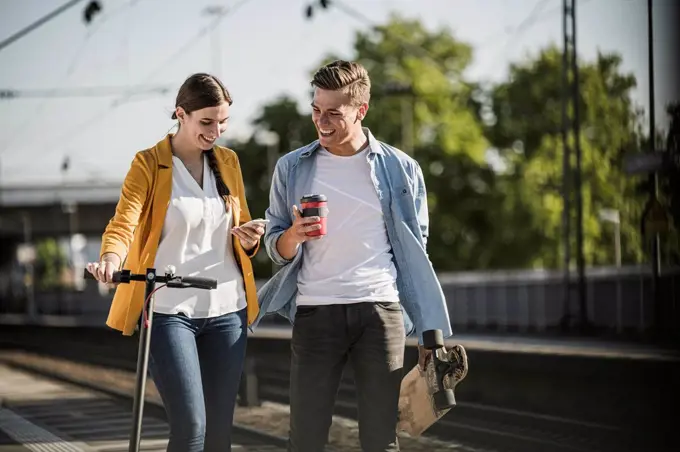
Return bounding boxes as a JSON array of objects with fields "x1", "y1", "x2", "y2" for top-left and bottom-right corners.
[{"x1": 300, "y1": 127, "x2": 385, "y2": 158}]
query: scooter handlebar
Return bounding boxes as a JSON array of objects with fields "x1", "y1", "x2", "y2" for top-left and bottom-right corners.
[
  {"x1": 83, "y1": 269, "x2": 123, "y2": 283},
  {"x1": 82, "y1": 269, "x2": 217, "y2": 290},
  {"x1": 167, "y1": 276, "x2": 217, "y2": 290}
]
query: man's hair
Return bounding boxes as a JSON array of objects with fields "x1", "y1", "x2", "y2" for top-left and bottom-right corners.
[{"x1": 311, "y1": 60, "x2": 371, "y2": 106}]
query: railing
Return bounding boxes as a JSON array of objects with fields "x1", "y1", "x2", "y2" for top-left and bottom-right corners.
[
  {"x1": 440, "y1": 264, "x2": 679, "y2": 335},
  {"x1": 1, "y1": 264, "x2": 678, "y2": 338}
]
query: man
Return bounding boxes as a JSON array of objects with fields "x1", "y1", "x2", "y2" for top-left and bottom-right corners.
[{"x1": 255, "y1": 60, "x2": 468, "y2": 451}]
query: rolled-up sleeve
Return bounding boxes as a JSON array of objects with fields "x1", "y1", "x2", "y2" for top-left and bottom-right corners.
[
  {"x1": 412, "y1": 161, "x2": 429, "y2": 249},
  {"x1": 264, "y1": 157, "x2": 297, "y2": 266}
]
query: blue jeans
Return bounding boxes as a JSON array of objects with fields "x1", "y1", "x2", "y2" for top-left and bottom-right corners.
[{"x1": 148, "y1": 308, "x2": 247, "y2": 452}]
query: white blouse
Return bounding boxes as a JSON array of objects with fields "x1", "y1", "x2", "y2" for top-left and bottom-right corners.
[{"x1": 152, "y1": 155, "x2": 246, "y2": 318}]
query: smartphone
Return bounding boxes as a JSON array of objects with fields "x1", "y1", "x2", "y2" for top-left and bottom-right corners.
[{"x1": 239, "y1": 218, "x2": 270, "y2": 228}]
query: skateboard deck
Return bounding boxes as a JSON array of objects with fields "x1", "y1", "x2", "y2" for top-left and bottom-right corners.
[{"x1": 397, "y1": 349, "x2": 459, "y2": 437}]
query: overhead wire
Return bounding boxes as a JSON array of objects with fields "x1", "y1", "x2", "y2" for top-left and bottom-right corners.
[
  {"x1": 0, "y1": 85, "x2": 173, "y2": 99},
  {"x1": 308, "y1": 0, "x2": 586, "y2": 90},
  {"x1": 0, "y1": 0, "x2": 149, "y2": 155},
  {"x1": 50, "y1": 0, "x2": 256, "y2": 155},
  {"x1": 478, "y1": 0, "x2": 593, "y2": 78}
]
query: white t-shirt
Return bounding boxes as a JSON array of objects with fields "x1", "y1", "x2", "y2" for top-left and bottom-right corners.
[
  {"x1": 296, "y1": 147, "x2": 400, "y2": 305},
  {"x1": 153, "y1": 155, "x2": 246, "y2": 317}
]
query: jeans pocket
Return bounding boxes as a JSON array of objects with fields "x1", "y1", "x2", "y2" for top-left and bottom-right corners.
[
  {"x1": 295, "y1": 306, "x2": 319, "y2": 319},
  {"x1": 373, "y1": 301, "x2": 402, "y2": 312}
]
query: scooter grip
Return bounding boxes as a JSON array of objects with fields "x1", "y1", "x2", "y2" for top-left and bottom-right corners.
[
  {"x1": 179, "y1": 276, "x2": 218, "y2": 290},
  {"x1": 82, "y1": 268, "x2": 122, "y2": 282}
]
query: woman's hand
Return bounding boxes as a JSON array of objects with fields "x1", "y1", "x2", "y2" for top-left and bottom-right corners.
[
  {"x1": 86, "y1": 253, "x2": 121, "y2": 284},
  {"x1": 231, "y1": 221, "x2": 265, "y2": 252}
]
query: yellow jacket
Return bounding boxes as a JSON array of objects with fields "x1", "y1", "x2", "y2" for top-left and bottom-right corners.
[{"x1": 100, "y1": 134, "x2": 259, "y2": 336}]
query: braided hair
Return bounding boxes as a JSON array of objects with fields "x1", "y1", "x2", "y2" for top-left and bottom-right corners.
[
  {"x1": 172, "y1": 73, "x2": 232, "y2": 198},
  {"x1": 204, "y1": 148, "x2": 230, "y2": 198}
]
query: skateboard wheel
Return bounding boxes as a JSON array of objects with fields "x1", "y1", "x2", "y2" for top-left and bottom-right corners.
[
  {"x1": 433, "y1": 388, "x2": 456, "y2": 410},
  {"x1": 422, "y1": 329, "x2": 444, "y2": 350}
]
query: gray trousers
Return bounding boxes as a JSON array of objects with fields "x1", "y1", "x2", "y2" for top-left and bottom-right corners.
[{"x1": 288, "y1": 302, "x2": 406, "y2": 452}]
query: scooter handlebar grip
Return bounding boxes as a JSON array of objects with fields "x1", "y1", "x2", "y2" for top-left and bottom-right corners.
[
  {"x1": 179, "y1": 276, "x2": 218, "y2": 290},
  {"x1": 82, "y1": 269, "x2": 122, "y2": 282}
]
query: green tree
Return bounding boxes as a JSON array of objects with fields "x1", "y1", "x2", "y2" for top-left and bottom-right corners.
[
  {"x1": 319, "y1": 16, "x2": 487, "y2": 163},
  {"x1": 319, "y1": 15, "x2": 503, "y2": 270},
  {"x1": 35, "y1": 238, "x2": 67, "y2": 290},
  {"x1": 233, "y1": 17, "x2": 654, "y2": 274},
  {"x1": 231, "y1": 15, "x2": 504, "y2": 274},
  {"x1": 482, "y1": 47, "x2": 647, "y2": 268}
]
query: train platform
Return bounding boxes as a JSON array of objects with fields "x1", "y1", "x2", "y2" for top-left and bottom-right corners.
[
  {"x1": 0, "y1": 362, "x2": 286, "y2": 452},
  {"x1": 0, "y1": 428, "x2": 30, "y2": 452},
  {"x1": 250, "y1": 324, "x2": 680, "y2": 361},
  {"x1": 1, "y1": 315, "x2": 677, "y2": 362},
  {"x1": 0, "y1": 320, "x2": 678, "y2": 451}
]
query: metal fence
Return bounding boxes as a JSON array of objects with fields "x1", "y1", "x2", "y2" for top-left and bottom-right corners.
[
  {"x1": 440, "y1": 264, "x2": 679, "y2": 335},
  {"x1": 1, "y1": 264, "x2": 678, "y2": 337}
]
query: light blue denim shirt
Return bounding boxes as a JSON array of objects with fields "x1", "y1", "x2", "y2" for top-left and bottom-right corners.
[{"x1": 253, "y1": 128, "x2": 452, "y2": 343}]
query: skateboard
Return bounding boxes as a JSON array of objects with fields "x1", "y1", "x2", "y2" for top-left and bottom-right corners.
[{"x1": 397, "y1": 329, "x2": 468, "y2": 437}]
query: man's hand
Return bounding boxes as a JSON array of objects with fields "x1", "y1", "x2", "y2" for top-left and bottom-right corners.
[
  {"x1": 418, "y1": 345, "x2": 433, "y2": 370},
  {"x1": 286, "y1": 205, "x2": 323, "y2": 243},
  {"x1": 276, "y1": 205, "x2": 324, "y2": 260}
]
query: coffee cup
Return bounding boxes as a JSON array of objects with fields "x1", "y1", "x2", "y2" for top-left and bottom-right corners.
[{"x1": 300, "y1": 194, "x2": 328, "y2": 237}]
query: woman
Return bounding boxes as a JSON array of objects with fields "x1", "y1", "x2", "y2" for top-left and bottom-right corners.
[{"x1": 86, "y1": 73, "x2": 264, "y2": 452}]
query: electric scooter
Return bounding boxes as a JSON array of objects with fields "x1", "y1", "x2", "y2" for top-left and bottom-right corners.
[{"x1": 84, "y1": 266, "x2": 217, "y2": 452}]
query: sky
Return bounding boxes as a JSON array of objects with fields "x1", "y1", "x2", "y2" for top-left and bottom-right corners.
[{"x1": 0, "y1": 0, "x2": 676, "y2": 186}]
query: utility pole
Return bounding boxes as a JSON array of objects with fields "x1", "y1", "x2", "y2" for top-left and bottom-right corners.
[
  {"x1": 560, "y1": 0, "x2": 573, "y2": 329},
  {"x1": 203, "y1": 5, "x2": 227, "y2": 78},
  {"x1": 560, "y1": 0, "x2": 588, "y2": 331},
  {"x1": 570, "y1": 0, "x2": 587, "y2": 331},
  {"x1": 647, "y1": 0, "x2": 663, "y2": 333},
  {"x1": 622, "y1": 0, "x2": 674, "y2": 336}
]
